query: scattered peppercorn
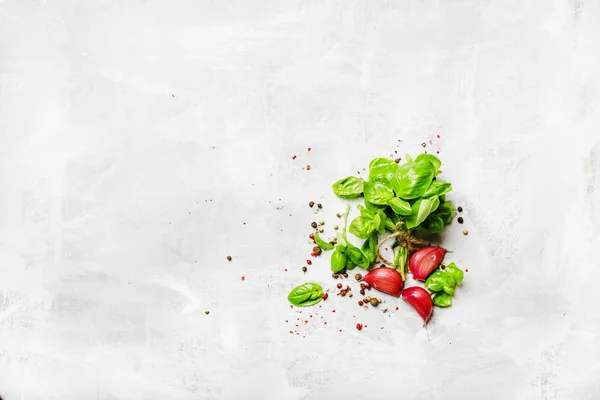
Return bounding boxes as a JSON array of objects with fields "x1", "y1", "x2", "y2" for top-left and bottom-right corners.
[
  {"x1": 355, "y1": 273, "x2": 362, "y2": 281},
  {"x1": 322, "y1": 293, "x2": 328, "y2": 300},
  {"x1": 331, "y1": 237, "x2": 337, "y2": 244},
  {"x1": 360, "y1": 289, "x2": 365, "y2": 295},
  {"x1": 463, "y1": 229, "x2": 469, "y2": 235},
  {"x1": 311, "y1": 222, "x2": 318, "y2": 229},
  {"x1": 360, "y1": 283, "x2": 366, "y2": 290},
  {"x1": 318, "y1": 227, "x2": 324, "y2": 233},
  {"x1": 369, "y1": 298, "x2": 379, "y2": 307},
  {"x1": 333, "y1": 225, "x2": 339, "y2": 230},
  {"x1": 306, "y1": 260, "x2": 312, "y2": 265},
  {"x1": 358, "y1": 300, "x2": 364, "y2": 306},
  {"x1": 348, "y1": 292, "x2": 353, "y2": 297},
  {"x1": 382, "y1": 308, "x2": 388, "y2": 313},
  {"x1": 309, "y1": 201, "x2": 315, "y2": 207},
  {"x1": 312, "y1": 246, "x2": 322, "y2": 256},
  {"x1": 364, "y1": 296, "x2": 372, "y2": 302},
  {"x1": 332, "y1": 273, "x2": 340, "y2": 279},
  {"x1": 336, "y1": 212, "x2": 342, "y2": 218},
  {"x1": 306, "y1": 165, "x2": 311, "y2": 170},
  {"x1": 340, "y1": 290, "x2": 347, "y2": 296},
  {"x1": 302, "y1": 266, "x2": 307, "y2": 273},
  {"x1": 317, "y1": 203, "x2": 322, "y2": 209},
  {"x1": 457, "y1": 217, "x2": 464, "y2": 224},
  {"x1": 457, "y1": 206, "x2": 463, "y2": 212},
  {"x1": 337, "y1": 283, "x2": 343, "y2": 289},
  {"x1": 343, "y1": 273, "x2": 349, "y2": 278},
  {"x1": 421, "y1": 142, "x2": 426, "y2": 147},
  {"x1": 364, "y1": 282, "x2": 371, "y2": 289},
  {"x1": 205, "y1": 310, "x2": 210, "y2": 315},
  {"x1": 394, "y1": 158, "x2": 401, "y2": 163},
  {"x1": 226, "y1": 255, "x2": 232, "y2": 261},
  {"x1": 356, "y1": 323, "x2": 363, "y2": 330}
]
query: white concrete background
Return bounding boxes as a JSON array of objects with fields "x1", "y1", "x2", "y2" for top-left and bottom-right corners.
[{"x1": 1, "y1": 1, "x2": 599, "y2": 399}]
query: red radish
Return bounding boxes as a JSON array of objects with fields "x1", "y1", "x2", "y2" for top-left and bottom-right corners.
[
  {"x1": 361, "y1": 266, "x2": 404, "y2": 297},
  {"x1": 409, "y1": 246, "x2": 446, "y2": 281},
  {"x1": 402, "y1": 287, "x2": 433, "y2": 325}
]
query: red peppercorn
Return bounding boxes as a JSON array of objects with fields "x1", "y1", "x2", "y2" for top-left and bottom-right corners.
[
  {"x1": 306, "y1": 165, "x2": 311, "y2": 170},
  {"x1": 337, "y1": 283, "x2": 343, "y2": 289},
  {"x1": 322, "y1": 293, "x2": 328, "y2": 300},
  {"x1": 306, "y1": 260, "x2": 312, "y2": 265},
  {"x1": 356, "y1": 323, "x2": 363, "y2": 330},
  {"x1": 309, "y1": 233, "x2": 315, "y2": 242},
  {"x1": 358, "y1": 301, "x2": 364, "y2": 306},
  {"x1": 340, "y1": 290, "x2": 347, "y2": 297}
]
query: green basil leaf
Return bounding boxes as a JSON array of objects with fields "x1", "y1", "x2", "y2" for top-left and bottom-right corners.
[
  {"x1": 349, "y1": 216, "x2": 375, "y2": 239},
  {"x1": 331, "y1": 247, "x2": 347, "y2": 273},
  {"x1": 415, "y1": 154, "x2": 442, "y2": 175},
  {"x1": 361, "y1": 233, "x2": 378, "y2": 262},
  {"x1": 388, "y1": 197, "x2": 412, "y2": 215},
  {"x1": 288, "y1": 282, "x2": 323, "y2": 307},
  {"x1": 442, "y1": 275, "x2": 456, "y2": 296},
  {"x1": 444, "y1": 262, "x2": 464, "y2": 285},
  {"x1": 364, "y1": 201, "x2": 385, "y2": 213},
  {"x1": 368, "y1": 158, "x2": 399, "y2": 180},
  {"x1": 405, "y1": 196, "x2": 440, "y2": 229},
  {"x1": 332, "y1": 176, "x2": 364, "y2": 199},
  {"x1": 432, "y1": 200, "x2": 456, "y2": 224},
  {"x1": 424, "y1": 271, "x2": 446, "y2": 292},
  {"x1": 391, "y1": 160, "x2": 436, "y2": 199},
  {"x1": 375, "y1": 210, "x2": 388, "y2": 232},
  {"x1": 364, "y1": 178, "x2": 394, "y2": 205},
  {"x1": 432, "y1": 292, "x2": 453, "y2": 307},
  {"x1": 422, "y1": 180, "x2": 452, "y2": 198},
  {"x1": 347, "y1": 243, "x2": 370, "y2": 269},
  {"x1": 314, "y1": 232, "x2": 334, "y2": 251},
  {"x1": 418, "y1": 215, "x2": 445, "y2": 233}
]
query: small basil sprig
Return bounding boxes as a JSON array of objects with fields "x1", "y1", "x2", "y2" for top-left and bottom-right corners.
[
  {"x1": 287, "y1": 282, "x2": 324, "y2": 307},
  {"x1": 425, "y1": 262, "x2": 464, "y2": 307},
  {"x1": 314, "y1": 232, "x2": 334, "y2": 251}
]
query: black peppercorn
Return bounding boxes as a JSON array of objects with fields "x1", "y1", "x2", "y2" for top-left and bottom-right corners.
[{"x1": 458, "y1": 217, "x2": 464, "y2": 224}]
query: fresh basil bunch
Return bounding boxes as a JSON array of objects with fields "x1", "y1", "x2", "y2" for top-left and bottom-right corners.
[{"x1": 329, "y1": 153, "x2": 456, "y2": 273}]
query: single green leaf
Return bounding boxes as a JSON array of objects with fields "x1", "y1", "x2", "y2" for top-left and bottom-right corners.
[
  {"x1": 422, "y1": 180, "x2": 452, "y2": 198},
  {"x1": 314, "y1": 232, "x2": 334, "y2": 251},
  {"x1": 418, "y1": 215, "x2": 445, "y2": 233},
  {"x1": 444, "y1": 262, "x2": 464, "y2": 285},
  {"x1": 405, "y1": 196, "x2": 440, "y2": 229},
  {"x1": 361, "y1": 233, "x2": 378, "y2": 262},
  {"x1": 391, "y1": 160, "x2": 436, "y2": 200},
  {"x1": 364, "y1": 178, "x2": 395, "y2": 205},
  {"x1": 415, "y1": 154, "x2": 442, "y2": 175},
  {"x1": 424, "y1": 271, "x2": 446, "y2": 292},
  {"x1": 349, "y1": 216, "x2": 375, "y2": 239},
  {"x1": 442, "y1": 275, "x2": 456, "y2": 296},
  {"x1": 388, "y1": 197, "x2": 412, "y2": 215},
  {"x1": 364, "y1": 201, "x2": 385, "y2": 213},
  {"x1": 288, "y1": 283, "x2": 323, "y2": 307},
  {"x1": 432, "y1": 201, "x2": 456, "y2": 224},
  {"x1": 432, "y1": 292, "x2": 453, "y2": 307},
  {"x1": 368, "y1": 158, "x2": 399, "y2": 180},
  {"x1": 331, "y1": 247, "x2": 347, "y2": 273},
  {"x1": 332, "y1": 176, "x2": 364, "y2": 199},
  {"x1": 375, "y1": 210, "x2": 388, "y2": 232},
  {"x1": 347, "y1": 243, "x2": 370, "y2": 269}
]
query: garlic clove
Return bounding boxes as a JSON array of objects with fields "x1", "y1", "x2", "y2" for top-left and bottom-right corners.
[
  {"x1": 409, "y1": 246, "x2": 446, "y2": 281},
  {"x1": 361, "y1": 266, "x2": 404, "y2": 297},
  {"x1": 402, "y1": 286, "x2": 433, "y2": 325}
]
